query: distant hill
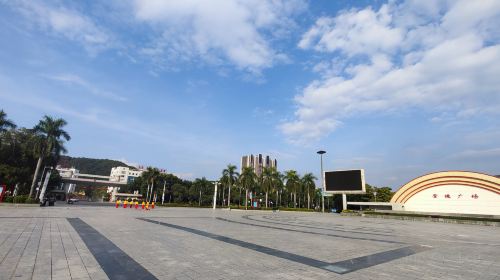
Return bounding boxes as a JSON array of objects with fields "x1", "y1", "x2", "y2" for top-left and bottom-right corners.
[{"x1": 58, "y1": 156, "x2": 135, "y2": 176}]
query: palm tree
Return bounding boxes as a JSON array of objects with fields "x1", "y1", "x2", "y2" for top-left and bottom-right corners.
[
  {"x1": 192, "y1": 177, "x2": 210, "y2": 206},
  {"x1": 301, "y1": 173, "x2": 317, "y2": 209},
  {"x1": 261, "y1": 167, "x2": 275, "y2": 208},
  {"x1": 284, "y1": 170, "x2": 300, "y2": 208},
  {"x1": 221, "y1": 164, "x2": 239, "y2": 207},
  {"x1": 143, "y1": 167, "x2": 161, "y2": 202},
  {"x1": 239, "y1": 167, "x2": 256, "y2": 210},
  {"x1": 29, "y1": 116, "x2": 70, "y2": 198},
  {"x1": 0, "y1": 110, "x2": 16, "y2": 133},
  {"x1": 272, "y1": 169, "x2": 284, "y2": 208}
]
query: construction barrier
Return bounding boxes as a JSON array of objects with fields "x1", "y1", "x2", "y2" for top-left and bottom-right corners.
[
  {"x1": 152, "y1": 202, "x2": 155, "y2": 209},
  {"x1": 123, "y1": 200, "x2": 128, "y2": 208},
  {"x1": 135, "y1": 201, "x2": 139, "y2": 209},
  {"x1": 116, "y1": 200, "x2": 120, "y2": 208}
]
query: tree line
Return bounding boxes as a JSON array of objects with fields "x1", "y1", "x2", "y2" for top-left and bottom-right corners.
[
  {"x1": 127, "y1": 164, "x2": 394, "y2": 211},
  {"x1": 1, "y1": 108, "x2": 393, "y2": 208},
  {"x1": 0, "y1": 110, "x2": 70, "y2": 200}
]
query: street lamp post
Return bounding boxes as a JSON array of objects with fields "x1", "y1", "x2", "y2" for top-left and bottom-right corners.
[
  {"x1": 317, "y1": 150, "x2": 326, "y2": 213},
  {"x1": 212, "y1": 181, "x2": 219, "y2": 210}
]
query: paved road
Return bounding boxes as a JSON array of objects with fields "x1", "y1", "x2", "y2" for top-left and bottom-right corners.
[{"x1": 0, "y1": 205, "x2": 499, "y2": 280}]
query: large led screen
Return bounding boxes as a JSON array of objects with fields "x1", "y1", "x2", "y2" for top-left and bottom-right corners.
[{"x1": 324, "y1": 169, "x2": 365, "y2": 194}]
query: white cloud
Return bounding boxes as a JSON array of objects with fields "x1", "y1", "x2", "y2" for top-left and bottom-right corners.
[
  {"x1": 298, "y1": 5, "x2": 403, "y2": 56},
  {"x1": 282, "y1": 0, "x2": 500, "y2": 143},
  {"x1": 133, "y1": 0, "x2": 306, "y2": 73},
  {"x1": 6, "y1": 1, "x2": 113, "y2": 54}
]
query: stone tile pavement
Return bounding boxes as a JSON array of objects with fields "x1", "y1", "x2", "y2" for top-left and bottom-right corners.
[{"x1": 0, "y1": 205, "x2": 499, "y2": 279}]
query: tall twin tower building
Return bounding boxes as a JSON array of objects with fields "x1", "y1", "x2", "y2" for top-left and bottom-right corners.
[{"x1": 241, "y1": 154, "x2": 277, "y2": 176}]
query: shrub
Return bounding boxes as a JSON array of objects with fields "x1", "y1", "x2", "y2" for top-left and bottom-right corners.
[
  {"x1": 25, "y1": 198, "x2": 38, "y2": 204},
  {"x1": 3, "y1": 196, "x2": 14, "y2": 203},
  {"x1": 278, "y1": 207, "x2": 314, "y2": 212},
  {"x1": 13, "y1": 195, "x2": 28, "y2": 203}
]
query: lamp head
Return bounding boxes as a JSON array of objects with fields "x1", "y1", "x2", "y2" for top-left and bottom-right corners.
[{"x1": 317, "y1": 150, "x2": 326, "y2": 155}]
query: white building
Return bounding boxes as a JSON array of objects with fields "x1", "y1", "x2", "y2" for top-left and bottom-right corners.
[
  {"x1": 55, "y1": 166, "x2": 78, "y2": 194},
  {"x1": 109, "y1": 166, "x2": 143, "y2": 184},
  {"x1": 57, "y1": 166, "x2": 79, "y2": 179}
]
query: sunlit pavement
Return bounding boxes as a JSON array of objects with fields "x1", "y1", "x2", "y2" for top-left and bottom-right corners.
[{"x1": 0, "y1": 205, "x2": 499, "y2": 280}]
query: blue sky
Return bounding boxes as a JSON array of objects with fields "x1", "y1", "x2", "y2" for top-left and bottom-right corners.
[{"x1": 1, "y1": 0, "x2": 499, "y2": 188}]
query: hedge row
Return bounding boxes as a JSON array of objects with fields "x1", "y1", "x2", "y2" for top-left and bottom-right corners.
[
  {"x1": 155, "y1": 203, "x2": 315, "y2": 212},
  {"x1": 2, "y1": 195, "x2": 38, "y2": 204}
]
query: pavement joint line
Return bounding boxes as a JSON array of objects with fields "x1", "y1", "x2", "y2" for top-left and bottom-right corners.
[
  {"x1": 67, "y1": 217, "x2": 157, "y2": 280},
  {"x1": 259, "y1": 214, "x2": 395, "y2": 234},
  {"x1": 243, "y1": 215, "x2": 395, "y2": 237},
  {"x1": 64, "y1": 220, "x2": 90, "y2": 277},
  {"x1": 216, "y1": 217, "x2": 404, "y2": 244},
  {"x1": 0, "y1": 218, "x2": 27, "y2": 249},
  {"x1": 0, "y1": 218, "x2": 33, "y2": 265},
  {"x1": 30, "y1": 218, "x2": 46, "y2": 280},
  {"x1": 6, "y1": 218, "x2": 39, "y2": 279},
  {"x1": 62, "y1": 218, "x2": 93, "y2": 279},
  {"x1": 138, "y1": 217, "x2": 428, "y2": 274},
  {"x1": 56, "y1": 220, "x2": 72, "y2": 280},
  {"x1": 50, "y1": 219, "x2": 53, "y2": 278},
  {"x1": 257, "y1": 214, "x2": 395, "y2": 234}
]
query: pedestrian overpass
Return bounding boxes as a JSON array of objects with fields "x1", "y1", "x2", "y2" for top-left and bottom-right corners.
[{"x1": 61, "y1": 175, "x2": 127, "y2": 187}]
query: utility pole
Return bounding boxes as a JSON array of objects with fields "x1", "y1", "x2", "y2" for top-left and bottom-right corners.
[
  {"x1": 317, "y1": 150, "x2": 326, "y2": 213},
  {"x1": 212, "y1": 181, "x2": 218, "y2": 210}
]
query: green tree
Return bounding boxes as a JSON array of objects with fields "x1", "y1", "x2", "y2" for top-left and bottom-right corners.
[
  {"x1": 142, "y1": 167, "x2": 161, "y2": 202},
  {"x1": 272, "y1": 169, "x2": 283, "y2": 208},
  {"x1": 29, "y1": 116, "x2": 71, "y2": 198},
  {"x1": 221, "y1": 164, "x2": 239, "y2": 207},
  {"x1": 347, "y1": 184, "x2": 394, "y2": 202},
  {"x1": 261, "y1": 167, "x2": 278, "y2": 208},
  {"x1": 373, "y1": 186, "x2": 393, "y2": 202},
  {"x1": 190, "y1": 177, "x2": 212, "y2": 206},
  {"x1": 0, "y1": 110, "x2": 16, "y2": 133},
  {"x1": 239, "y1": 167, "x2": 257, "y2": 210},
  {"x1": 0, "y1": 128, "x2": 38, "y2": 190},
  {"x1": 172, "y1": 183, "x2": 188, "y2": 203},
  {"x1": 301, "y1": 173, "x2": 317, "y2": 209},
  {"x1": 284, "y1": 170, "x2": 300, "y2": 208},
  {"x1": 0, "y1": 110, "x2": 17, "y2": 153}
]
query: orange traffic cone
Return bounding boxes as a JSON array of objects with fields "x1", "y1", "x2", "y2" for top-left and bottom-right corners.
[{"x1": 152, "y1": 202, "x2": 155, "y2": 209}]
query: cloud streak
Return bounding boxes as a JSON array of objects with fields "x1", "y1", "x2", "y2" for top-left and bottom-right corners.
[
  {"x1": 5, "y1": 1, "x2": 114, "y2": 54},
  {"x1": 46, "y1": 73, "x2": 127, "y2": 102}
]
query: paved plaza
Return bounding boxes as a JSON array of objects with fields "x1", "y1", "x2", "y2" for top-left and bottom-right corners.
[{"x1": 0, "y1": 205, "x2": 499, "y2": 280}]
